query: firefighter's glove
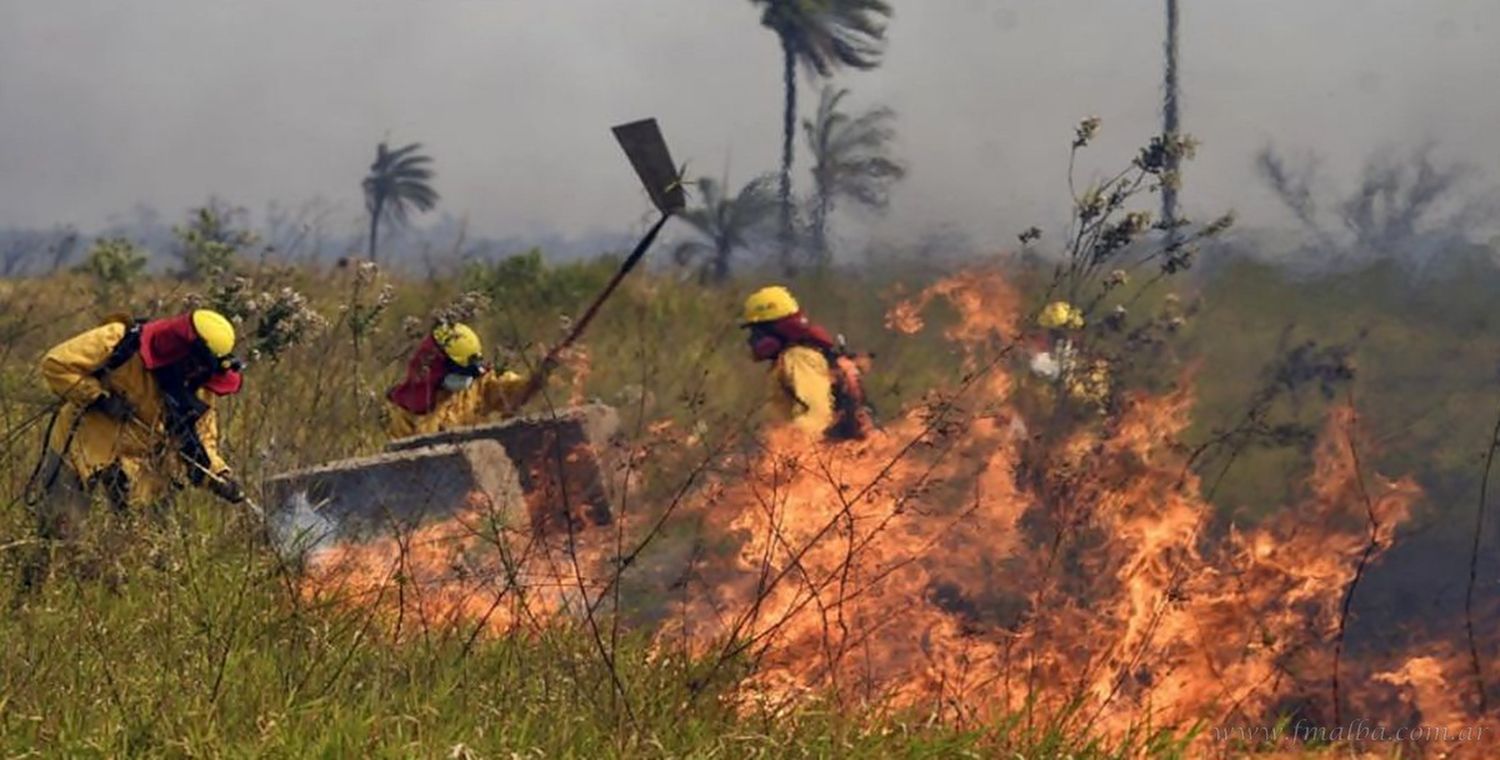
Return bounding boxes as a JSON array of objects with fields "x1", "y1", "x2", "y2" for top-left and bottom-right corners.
[
  {"x1": 89, "y1": 393, "x2": 136, "y2": 423},
  {"x1": 208, "y1": 474, "x2": 246, "y2": 505}
]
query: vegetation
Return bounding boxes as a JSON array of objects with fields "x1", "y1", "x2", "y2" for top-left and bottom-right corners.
[
  {"x1": 1161, "y1": 0, "x2": 1182, "y2": 229},
  {"x1": 4, "y1": 210, "x2": 1500, "y2": 752},
  {"x1": 76, "y1": 237, "x2": 148, "y2": 304},
  {"x1": 363, "y1": 142, "x2": 440, "y2": 265},
  {"x1": 670, "y1": 174, "x2": 778, "y2": 283},
  {"x1": 0, "y1": 248, "x2": 1176, "y2": 756},
  {"x1": 803, "y1": 86, "x2": 905, "y2": 265},
  {"x1": 173, "y1": 204, "x2": 260, "y2": 282},
  {"x1": 1256, "y1": 144, "x2": 1486, "y2": 266},
  {"x1": 0, "y1": 0, "x2": 1493, "y2": 750},
  {"x1": 3, "y1": 107, "x2": 1495, "y2": 753},
  {"x1": 1, "y1": 226, "x2": 78, "y2": 278},
  {"x1": 751, "y1": 0, "x2": 892, "y2": 273},
  {"x1": 6, "y1": 223, "x2": 1499, "y2": 753}
]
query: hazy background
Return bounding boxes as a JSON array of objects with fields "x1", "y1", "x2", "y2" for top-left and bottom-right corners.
[{"x1": 2, "y1": 0, "x2": 1497, "y2": 255}]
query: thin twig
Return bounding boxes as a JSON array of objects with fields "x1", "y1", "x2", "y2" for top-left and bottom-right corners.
[
  {"x1": 1465, "y1": 401, "x2": 1500, "y2": 712},
  {"x1": 1331, "y1": 398, "x2": 1379, "y2": 728}
]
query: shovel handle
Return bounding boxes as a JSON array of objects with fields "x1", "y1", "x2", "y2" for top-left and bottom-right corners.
[
  {"x1": 513, "y1": 211, "x2": 673, "y2": 409},
  {"x1": 119, "y1": 412, "x2": 263, "y2": 519}
]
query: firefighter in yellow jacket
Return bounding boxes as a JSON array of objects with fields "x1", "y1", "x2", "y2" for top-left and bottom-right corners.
[
  {"x1": 22, "y1": 310, "x2": 247, "y2": 589},
  {"x1": 741, "y1": 286, "x2": 872, "y2": 440},
  {"x1": 385, "y1": 322, "x2": 534, "y2": 439}
]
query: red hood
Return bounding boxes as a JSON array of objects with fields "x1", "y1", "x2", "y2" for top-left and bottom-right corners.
[
  {"x1": 750, "y1": 312, "x2": 837, "y2": 362},
  {"x1": 387, "y1": 336, "x2": 449, "y2": 415},
  {"x1": 139, "y1": 313, "x2": 242, "y2": 396},
  {"x1": 772, "y1": 312, "x2": 835, "y2": 351}
]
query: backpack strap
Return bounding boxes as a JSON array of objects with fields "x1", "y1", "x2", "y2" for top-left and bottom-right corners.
[{"x1": 91, "y1": 317, "x2": 148, "y2": 380}]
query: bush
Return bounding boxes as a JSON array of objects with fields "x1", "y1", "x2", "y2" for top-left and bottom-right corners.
[
  {"x1": 463, "y1": 248, "x2": 618, "y2": 319},
  {"x1": 173, "y1": 204, "x2": 259, "y2": 281},
  {"x1": 76, "y1": 237, "x2": 149, "y2": 305}
]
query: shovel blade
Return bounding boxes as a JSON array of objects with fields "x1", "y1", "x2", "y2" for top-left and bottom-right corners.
[{"x1": 612, "y1": 118, "x2": 685, "y2": 214}]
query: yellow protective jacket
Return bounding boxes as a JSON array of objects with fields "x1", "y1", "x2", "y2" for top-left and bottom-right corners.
[
  {"x1": 385, "y1": 370, "x2": 530, "y2": 439},
  {"x1": 40, "y1": 322, "x2": 231, "y2": 506},
  {"x1": 768, "y1": 345, "x2": 835, "y2": 436}
]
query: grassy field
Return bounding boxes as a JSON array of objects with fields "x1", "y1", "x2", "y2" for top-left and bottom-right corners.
[
  {"x1": 1, "y1": 239, "x2": 1496, "y2": 756},
  {"x1": 0, "y1": 256, "x2": 1172, "y2": 757}
]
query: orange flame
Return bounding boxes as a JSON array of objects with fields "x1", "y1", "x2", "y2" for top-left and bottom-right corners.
[
  {"x1": 563, "y1": 344, "x2": 592, "y2": 407},
  {"x1": 303, "y1": 268, "x2": 1494, "y2": 755},
  {"x1": 660, "y1": 270, "x2": 1484, "y2": 755},
  {"x1": 301, "y1": 491, "x2": 612, "y2": 640}
]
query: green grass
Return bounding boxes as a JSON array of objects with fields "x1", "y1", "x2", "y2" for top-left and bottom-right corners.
[
  {"x1": 0, "y1": 258, "x2": 1192, "y2": 757},
  {"x1": 0, "y1": 503, "x2": 1189, "y2": 758},
  {"x1": 4, "y1": 243, "x2": 1494, "y2": 756}
]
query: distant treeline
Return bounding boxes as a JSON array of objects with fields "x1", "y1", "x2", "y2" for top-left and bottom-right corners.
[{"x1": 0, "y1": 201, "x2": 633, "y2": 277}]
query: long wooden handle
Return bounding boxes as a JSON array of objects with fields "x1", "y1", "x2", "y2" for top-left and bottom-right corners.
[{"x1": 512, "y1": 211, "x2": 673, "y2": 409}]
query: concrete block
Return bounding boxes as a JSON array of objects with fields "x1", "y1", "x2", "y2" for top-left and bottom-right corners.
[
  {"x1": 386, "y1": 403, "x2": 620, "y2": 532},
  {"x1": 265, "y1": 440, "x2": 524, "y2": 540}
]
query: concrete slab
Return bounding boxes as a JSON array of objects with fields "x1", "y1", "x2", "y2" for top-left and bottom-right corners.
[
  {"x1": 386, "y1": 403, "x2": 620, "y2": 532},
  {"x1": 264, "y1": 440, "x2": 524, "y2": 540}
]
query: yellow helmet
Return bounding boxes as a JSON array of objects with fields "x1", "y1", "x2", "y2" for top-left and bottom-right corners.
[
  {"x1": 191, "y1": 309, "x2": 236, "y2": 358},
  {"x1": 742, "y1": 285, "x2": 800, "y2": 325},
  {"x1": 1037, "y1": 301, "x2": 1084, "y2": 330},
  {"x1": 433, "y1": 322, "x2": 483, "y2": 366}
]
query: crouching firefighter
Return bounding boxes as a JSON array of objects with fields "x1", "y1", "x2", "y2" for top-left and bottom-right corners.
[
  {"x1": 741, "y1": 286, "x2": 874, "y2": 440},
  {"x1": 385, "y1": 322, "x2": 536, "y2": 439},
  {"x1": 21, "y1": 310, "x2": 248, "y2": 589}
]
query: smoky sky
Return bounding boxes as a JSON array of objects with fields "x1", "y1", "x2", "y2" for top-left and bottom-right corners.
[{"x1": 1, "y1": 1, "x2": 1497, "y2": 251}]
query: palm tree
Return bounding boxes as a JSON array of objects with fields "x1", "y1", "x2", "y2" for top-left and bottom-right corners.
[
  {"x1": 671, "y1": 174, "x2": 778, "y2": 283},
  {"x1": 804, "y1": 86, "x2": 905, "y2": 264},
  {"x1": 1161, "y1": 0, "x2": 1181, "y2": 238},
  {"x1": 751, "y1": 0, "x2": 892, "y2": 274},
  {"x1": 362, "y1": 142, "x2": 439, "y2": 263}
]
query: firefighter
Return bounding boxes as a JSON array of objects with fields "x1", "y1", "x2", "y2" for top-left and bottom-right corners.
[
  {"x1": 741, "y1": 285, "x2": 872, "y2": 440},
  {"x1": 1031, "y1": 300, "x2": 1109, "y2": 405},
  {"x1": 1037, "y1": 300, "x2": 1084, "y2": 332},
  {"x1": 385, "y1": 322, "x2": 534, "y2": 439},
  {"x1": 22, "y1": 310, "x2": 247, "y2": 590},
  {"x1": 1029, "y1": 300, "x2": 1083, "y2": 379}
]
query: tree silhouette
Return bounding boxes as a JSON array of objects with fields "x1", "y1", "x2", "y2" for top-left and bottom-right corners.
[
  {"x1": 1161, "y1": 0, "x2": 1182, "y2": 239},
  {"x1": 362, "y1": 142, "x2": 439, "y2": 264},
  {"x1": 1256, "y1": 143, "x2": 1492, "y2": 268},
  {"x1": 751, "y1": 0, "x2": 891, "y2": 274},
  {"x1": 671, "y1": 174, "x2": 778, "y2": 283},
  {"x1": 803, "y1": 86, "x2": 905, "y2": 265}
]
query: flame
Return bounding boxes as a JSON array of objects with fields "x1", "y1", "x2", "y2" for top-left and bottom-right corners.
[
  {"x1": 563, "y1": 344, "x2": 592, "y2": 407},
  {"x1": 303, "y1": 268, "x2": 1495, "y2": 754},
  {"x1": 883, "y1": 300, "x2": 925, "y2": 335},
  {"x1": 661, "y1": 269, "x2": 1488, "y2": 755},
  {"x1": 301, "y1": 491, "x2": 612, "y2": 640}
]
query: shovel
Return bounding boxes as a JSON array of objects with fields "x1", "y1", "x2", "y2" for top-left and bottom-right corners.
[
  {"x1": 511, "y1": 118, "x2": 685, "y2": 409},
  {"x1": 123, "y1": 411, "x2": 345, "y2": 562},
  {"x1": 259, "y1": 121, "x2": 685, "y2": 550},
  {"x1": 118, "y1": 411, "x2": 266, "y2": 520}
]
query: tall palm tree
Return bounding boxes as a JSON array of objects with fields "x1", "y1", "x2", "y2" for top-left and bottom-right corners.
[
  {"x1": 803, "y1": 86, "x2": 905, "y2": 265},
  {"x1": 671, "y1": 174, "x2": 778, "y2": 283},
  {"x1": 751, "y1": 0, "x2": 891, "y2": 274},
  {"x1": 362, "y1": 141, "x2": 439, "y2": 263},
  {"x1": 1161, "y1": 0, "x2": 1181, "y2": 239}
]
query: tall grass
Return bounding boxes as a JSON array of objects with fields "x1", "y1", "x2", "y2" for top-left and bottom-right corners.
[{"x1": 0, "y1": 258, "x2": 1191, "y2": 757}]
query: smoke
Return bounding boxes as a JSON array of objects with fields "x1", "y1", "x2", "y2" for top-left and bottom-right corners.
[
  {"x1": 0, "y1": 225, "x2": 80, "y2": 277},
  {"x1": 4, "y1": 2, "x2": 1499, "y2": 253},
  {"x1": 269, "y1": 492, "x2": 339, "y2": 562}
]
